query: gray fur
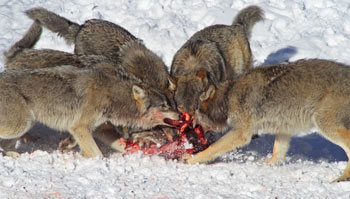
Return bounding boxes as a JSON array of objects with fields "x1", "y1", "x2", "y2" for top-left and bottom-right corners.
[
  {"x1": 170, "y1": 5, "x2": 264, "y2": 113},
  {"x1": 0, "y1": 65, "x2": 179, "y2": 157},
  {"x1": 6, "y1": 10, "x2": 178, "y2": 152},
  {"x1": 188, "y1": 59, "x2": 350, "y2": 182},
  {"x1": 26, "y1": 7, "x2": 80, "y2": 44}
]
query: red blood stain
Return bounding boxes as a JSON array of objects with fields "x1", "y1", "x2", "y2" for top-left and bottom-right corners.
[{"x1": 120, "y1": 112, "x2": 209, "y2": 159}]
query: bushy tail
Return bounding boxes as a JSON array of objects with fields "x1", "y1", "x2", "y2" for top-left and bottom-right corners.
[
  {"x1": 25, "y1": 7, "x2": 80, "y2": 44},
  {"x1": 232, "y1": 5, "x2": 264, "y2": 38},
  {"x1": 4, "y1": 20, "x2": 42, "y2": 64}
]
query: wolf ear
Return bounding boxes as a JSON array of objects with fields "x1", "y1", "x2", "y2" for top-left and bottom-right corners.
[
  {"x1": 132, "y1": 85, "x2": 149, "y2": 113},
  {"x1": 199, "y1": 84, "x2": 215, "y2": 102},
  {"x1": 196, "y1": 68, "x2": 208, "y2": 83},
  {"x1": 168, "y1": 75, "x2": 177, "y2": 91}
]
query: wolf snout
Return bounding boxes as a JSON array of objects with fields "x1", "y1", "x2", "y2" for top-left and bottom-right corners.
[
  {"x1": 177, "y1": 105, "x2": 195, "y2": 116},
  {"x1": 163, "y1": 113, "x2": 180, "y2": 126}
]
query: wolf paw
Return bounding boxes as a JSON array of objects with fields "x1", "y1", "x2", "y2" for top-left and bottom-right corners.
[
  {"x1": 180, "y1": 153, "x2": 193, "y2": 163},
  {"x1": 5, "y1": 151, "x2": 20, "y2": 159},
  {"x1": 266, "y1": 156, "x2": 284, "y2": 165},
  {"x1": 331, "y1": 175, "x2": 350, "y2": 183},
  {"x1": 58, "y1": 136, "x2": 77, "y2": 152}
]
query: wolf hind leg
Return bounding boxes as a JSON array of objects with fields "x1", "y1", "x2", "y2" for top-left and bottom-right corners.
[
  {"x1": 314, "y1": 109, "x2": 350, "y2": 182},
  {"x1": 0, "y1": 97, "x2": 35, "y2": 157},
  {"x1": 332, "y1": 149, "x2": 350, "y2": 182}
]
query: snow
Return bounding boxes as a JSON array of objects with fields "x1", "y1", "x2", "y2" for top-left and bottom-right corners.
[{"x1": 0, "y1": 0, "x2": 350, "y2": 198}]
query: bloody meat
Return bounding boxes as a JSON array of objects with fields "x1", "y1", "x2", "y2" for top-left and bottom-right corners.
[{"x1": 120, "y1": 112, "x2": 209, "y2": 159}]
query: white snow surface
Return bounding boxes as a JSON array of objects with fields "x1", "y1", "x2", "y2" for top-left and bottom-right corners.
[{"x1": 0, "y1": 0, "x2": 350, "y2": 198}]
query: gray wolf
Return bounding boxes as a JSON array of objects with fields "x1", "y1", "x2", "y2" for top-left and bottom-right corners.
[
  {"x1": 170, "y1": 5, "x2": 263, "y2": 114},
  {"x1": 0, "y1": 64, "x2": 179, "y2": 157},
  {"x1": 186, "y1": 59, "x2": 350, "y2": 182}
]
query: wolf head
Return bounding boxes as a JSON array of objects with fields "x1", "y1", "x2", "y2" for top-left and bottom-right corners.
[
  {"x1": 120, "y1": 40, "x2": 178, "y2": 110},
  {"x1": 171, "y1": 69, "x2": 209, "y2": 115},
  {"x1": 170, "y1": 40, "x2": 226, "y2": 114},
  {"x1": 194, "y1": 83, "x2": 229, "y2": 132},
  {"x1": 132, "y1": 84, "x2": 180, "y2": 129}
]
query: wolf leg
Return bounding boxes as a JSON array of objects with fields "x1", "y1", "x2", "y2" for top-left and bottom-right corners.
[
  {"x1": 314, "y1": 106, "x2": 350, "y2": 182},
  {"x1": 186, "y1": 126, "x2": 252, "y2": 164},
  {"x1": 266, "y1": 134, "x2": 291, "y2": 164},
  {"x1": 69, "y1": 124, "x2": 103, "y2": 158}
]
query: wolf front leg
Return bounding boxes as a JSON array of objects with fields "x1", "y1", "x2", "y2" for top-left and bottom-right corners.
[
  {"x1": 186, "y1": 125, "x2": 253, "y2": 164},
  {"x1": 266, "y1": 134, "x2": 291, "y2": 164},
  {"x1": 59, "y1": 123, "x2": 126, "y2": 153},
  {"x1": 69, "y1": 122, "x2": 103, "y2": 158}
]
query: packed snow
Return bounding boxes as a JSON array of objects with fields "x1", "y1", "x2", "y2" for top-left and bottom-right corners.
[{"x1": 0, "y1": 0, "x2": 350, "y2": 198}]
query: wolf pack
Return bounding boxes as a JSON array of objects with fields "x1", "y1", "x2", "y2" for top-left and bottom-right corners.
[{"x1": 1, "y1": 5, "x2": 350, "y2": 183}]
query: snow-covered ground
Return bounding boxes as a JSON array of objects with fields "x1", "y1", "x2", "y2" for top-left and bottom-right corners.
[{"x1": 0, "y1": 0, "x2": 350, "y2": 198}]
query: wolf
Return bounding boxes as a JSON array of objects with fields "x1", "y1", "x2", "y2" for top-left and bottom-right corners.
[
  {"x1": 25, "y1": 8, "x2": 136, "y2": 62},
  {"x1": 25, "y1": 7, "x2": 177, "y2": 108},
  {"x1": 185, "y1": 59, "x2": 350, "y2": 182},
  {"x1": 5, "y1": 17, "x2": 176, "y2": 105},
  {"x1": 25, "y1": 7, "x2": 176, "y2": 101},
  {"x1": 170, "y1": 5, "x2": 263, "y2": 114},
  {"x1": 3, "y1": 21, "x2": 127, "y2": 155},
  {"x1": 4, "y1": 18, "x2": 177, "y2": 152},
  {"x1": 0, "y1": 62, "x2": 179, "y2": 157}
]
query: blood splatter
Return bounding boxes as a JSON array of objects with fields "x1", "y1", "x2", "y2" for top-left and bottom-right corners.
[{"x1": 120, "y1": 112, "x2": 208, "y2": 159}]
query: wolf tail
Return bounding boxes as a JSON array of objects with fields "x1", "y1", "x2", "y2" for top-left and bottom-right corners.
[
  {"x1": 4, "y1": 21, "x2": 42, "y2": 64},
  {"x1": 232, "y1": 5, "x2": 264, "y2": 38},
  {"x1": 25, "y1": 7, "x2": 80, "y2": 44}
]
